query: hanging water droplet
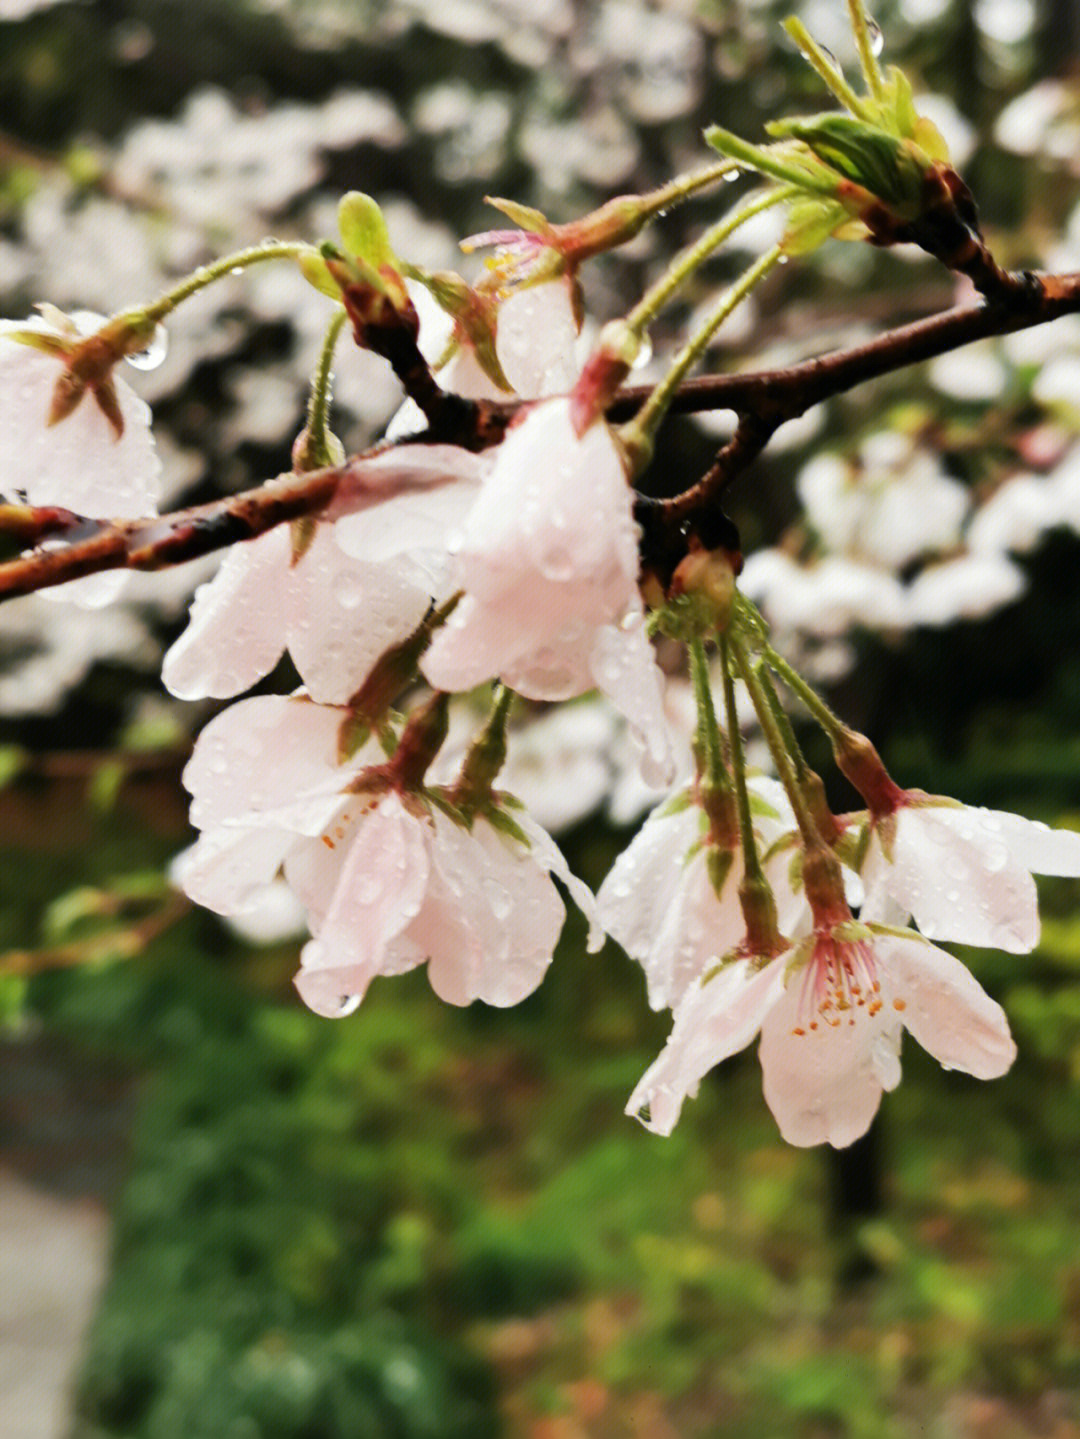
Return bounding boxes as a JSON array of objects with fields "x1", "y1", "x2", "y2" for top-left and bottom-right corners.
[
  {"x1": 125, "y1": 323, "x2": 169, "y2": 371},
  {"x1": 819, "y1": 44, "x2": 841, "y2": 70},
  {"x1": 722, "y1": 166, "x2": 743, "y2": 183},
  {"x1": 631, "y1": 334, "x2": 653, "y2": 370},
  {"x1": 866, "y1": 17, "x2": 884, "y2": 55},
  {"x1": 777, "y1": 254, "x2": 790, "y2": 265}
]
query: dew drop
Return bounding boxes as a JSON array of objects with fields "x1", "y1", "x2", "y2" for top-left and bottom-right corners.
[
  {"x1": 125, "y1": 323, "x2": 169, "y2": 371},
  {"x1": 334, "y1": 572, "x2": 364, "y2": 610},
  {"x1": 722, "y1": 166, "x2": 743, "y2": 183},
  {"x1": 866, "y1": 17, "x2": 884, "y2": 55},
  {"x1": 819, "y1": 44, "x2": 841, "y2": 70},
  {"x1": 777, "y1": 253, "x2": 790, "y2": 265},
  {"x1": 483, "y1": 877, "x2": 512, "y2": 920},
  {"x1": 631, "y1": 334, "x2": 653, "y2": 369},
  {"x1": 539, "y1": 546, "x2": 575, "y2": 581}
]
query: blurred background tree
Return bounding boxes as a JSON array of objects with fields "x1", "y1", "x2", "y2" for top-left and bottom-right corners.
[{"x1": 5, "y1": 1, "x2": 1080, "y2": 1435}]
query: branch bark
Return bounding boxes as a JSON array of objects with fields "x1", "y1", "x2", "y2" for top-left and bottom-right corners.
[{"x1": 1, "y1": 268, "x2": 1077, "y2": 601}]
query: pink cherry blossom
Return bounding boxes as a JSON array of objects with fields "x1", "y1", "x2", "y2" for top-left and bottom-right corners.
[
  {"x1": 861, "y1": 795, "x2": 1080, "y2": 953},
  {"x1": 176, "y1": 691, "x2": 598, "y2": 1015},
  {"x1": 628, "y1": 922, "x2": 1016, "y2": 1147},
  {"x1": 0, "y1": 316, "x2": 161, "y2": 606},
  {"x1": 422, "y1": 396, "x2": 674, "y2": 783},
  {"x1": 597, "y1": 777, "x2": 800, "y2": 1011}
]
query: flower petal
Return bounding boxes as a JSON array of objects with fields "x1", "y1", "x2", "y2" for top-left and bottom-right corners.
[
  {"x1": 294, "y1": 795, "x2": 431, "y2": 1015},
  {"x1": 759, "y1": 982, "x2": 898, "y2": 1148},
  {"x1": 627, "y1": 957, "x2": 787, "y2": 1135},
  {"x1": 163, "y1": 528, "x2": 290, "y2": 700},
  {"x1": 880, "y1": 933, "x2": 1017, "y2": 1080}
]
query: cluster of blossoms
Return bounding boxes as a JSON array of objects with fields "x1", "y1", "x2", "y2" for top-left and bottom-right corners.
[{"x1": 4, "y1": 2, "x2": 1080, "y2": 1153}]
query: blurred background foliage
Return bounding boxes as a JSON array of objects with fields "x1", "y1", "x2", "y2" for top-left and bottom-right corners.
[{"x1": 4, "y1": 0, "x2": 1080, "y2": 1435}]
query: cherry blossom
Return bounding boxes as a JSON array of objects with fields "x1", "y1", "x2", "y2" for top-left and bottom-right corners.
[
  {"x1": 176, "y1": 692, "x2": 598, "y2": 1016},
  {"x1": 162, "y1": 444, "x2": 487, "y2": 702},
  {"x1": 860, "y1": 795, "x2": 1080, "y2": 953},
  {"x1": 0, "y1": 315, "x2": 162, "y2": 606},
  {"x1": 294, "y1": 791, "x2": 599, "y2": 1016},
  {"x1": 597, "y1": 776, "x2": 799, "y2": 1011},
  {"x1": 422, "y1": 396, "x2": 674, "y2": 783},
  {"x1": 627, "y1": 922, "x2": 1016, "y2": 1147}
]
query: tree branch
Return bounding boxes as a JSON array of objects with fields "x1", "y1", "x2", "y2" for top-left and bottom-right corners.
[{"x1": 1, "y1": 269, "x2": 1078, "y2": 601}]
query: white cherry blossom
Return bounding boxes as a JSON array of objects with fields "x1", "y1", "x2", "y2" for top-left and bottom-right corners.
[
  {"x1": 422, "y1": 396, "x2": 674, "y2": 783},
  {"x1": 597, "y1": 777, "x2": 799, "y2": 1011},
  {"x1": 628, "y1": 924, "x2": 1015, "y2": 1147},
  {"x1": 294, "y1": 791, "x2": 599, "y2": 1015},
  {"x1": 861, "y1": 796, "x2": 1080, "y2": 953},
  {"x1": 0, "y1": 317, "x2": 162, "y2": 606},
  {"x1": 162, "y1": 446, "x2": 485, "y2": 702},
  {"x1": 177, "y1": 692, "x2": 598, "y2": 1015}
]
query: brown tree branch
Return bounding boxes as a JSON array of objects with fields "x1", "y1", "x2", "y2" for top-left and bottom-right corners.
[{"x1": 0, "y1": 269, "x2": 1078, "y2": 602}]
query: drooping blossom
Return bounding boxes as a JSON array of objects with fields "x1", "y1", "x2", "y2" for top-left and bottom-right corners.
[
  {"x1": 294, "y1": 789, "x2": 599, "y2": 1015},
  {"x1": 176, "y1": 693, "x2": 598, "y2": 1014},
  {"x1": 165, "y1": 274, "x2": 580, "y2": 703},
  {"x1": 161, "y1": 457, "x2": 480, "y2": 703},
  {"x1": 0, "y1": 314, "x2": 162, "y2": 605},
  {"x1": 422, "y1": 396, "x2": 674, "y2": 784},
  {"x1": 860, "y1": 793, "x2": 1080, "y2": 953},
  {"x1": 597, "y1": 776, "x2": 800, "y2": 1011},
  {"x1": 628, "y1": 921, "x2": 1016, "y2": 1147}
]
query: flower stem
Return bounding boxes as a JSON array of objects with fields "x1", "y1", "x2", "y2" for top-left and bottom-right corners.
[
  {"x1": 453, "y1": 684, "x2": 514, "y2": 814},
  {"x1": 625, "y1": 243, "x2": 785, "y2": 457},
  {"x1": 305, "y1": 308, "x2": 347, "y2": 455},
  {"x1": 846, "y1": 0, "x2": 886, "y2": 102},
  {"x1": 625, "y1": 189, "x2": 791, "y2": 341},
  {"x1": 689, "y1": 638, "x2": 727, "y2": 791},
  {"x1": 638, "y1": 157, "x2": 745, "y2": 217},
  {"x1": 781, "y1": 16, "x2": 875, "y2": 120},
  {"x1": 733, "y1": 638, "x2": 820, "y2": 851},
  {"x1": 141, "y1": 240, "x2": 312, "y2": 322},
  {"x1": 719, "y1": 636, "x2": 762, "y2": 885},
  {"x1": 720, "y1": 635, "x2": 783, "y2": 953},
  {"x1": 758, "y1": 633, "x2": 846, "y2": 745}
]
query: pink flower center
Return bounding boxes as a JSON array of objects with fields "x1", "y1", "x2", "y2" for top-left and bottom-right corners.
[{"x1": 790, "y1": 933, "x2": 883, "y2": 1035}]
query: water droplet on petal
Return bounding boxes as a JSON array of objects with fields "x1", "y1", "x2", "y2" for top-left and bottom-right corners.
[
  {"x1": 334, "y1": 572, "x2": 364, "y2": 610},
  {"x1": 125, "y1": 323, "x2": 169, "y2": 371}
]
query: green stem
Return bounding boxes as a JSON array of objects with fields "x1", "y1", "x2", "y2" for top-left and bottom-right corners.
[
  {"x1": 781, "y1": 16, "x2": 875, "y2": 121},
  {"x1": 625, "y1": 189, "x2": 791, "y2": 341},
  {"x1": 689, "y1": 638, "x2": 728, "y2": 791},
  {"x1": 846, "y1": 0, "x2": 886, "y2": 102},
  {"x1": 141, "y1": 240, "x2": 312, "y2": 322},
  {"x1": 760, "y1": 636, "x2": 846, "y2": 745},
  {"x1": 305, "y1": 308, "x2": 347, "y2": 454},
  {"x1": 625, "y1": 243, "x2": 785, "y2": 455},
  {"x1": 719, "y1": 636, "x2": 763, "y2": 885},
  {"x1": 733, "y1": 638, "x2": 820, "y2": 850},
  {"x1": 638, "y1": 157, "x2": 744, "y2": 217},
  {"x1": 454, "y1": 684, "x2": 514, "y2": 811},
  {"x1": 754, "y1": 662, "x2": 810, "y2": 785}
]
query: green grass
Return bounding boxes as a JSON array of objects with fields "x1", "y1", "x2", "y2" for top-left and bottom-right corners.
[{"x1": 7, "y1": 801, "x2": 1080, "y2": 1437}]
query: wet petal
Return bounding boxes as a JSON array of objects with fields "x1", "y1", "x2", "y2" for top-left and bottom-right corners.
[
  {"x1": 627, "y1": 957, "x2": 786, "y2": 1135},
  {"x1": 163, "y1": 528, "x2": 290, "y2": 700},
  {"x1": 881, "y1": 933, "x2": 1017, "y2": 1080}
]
